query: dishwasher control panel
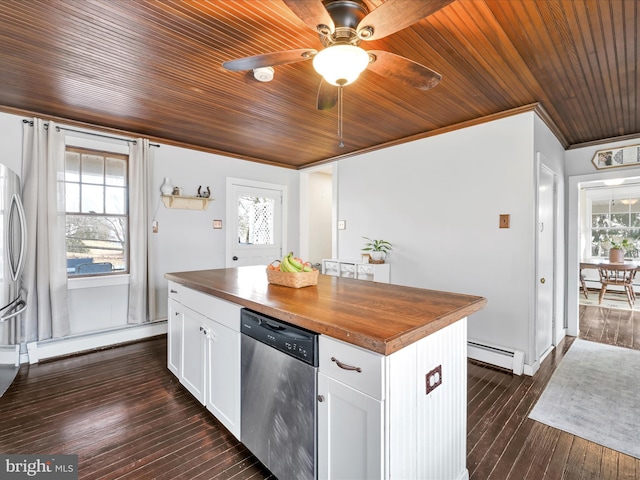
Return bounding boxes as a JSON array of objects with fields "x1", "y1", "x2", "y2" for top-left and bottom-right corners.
[{"x1": 241, "y1": 309, "x2": 318, "y2": 366}]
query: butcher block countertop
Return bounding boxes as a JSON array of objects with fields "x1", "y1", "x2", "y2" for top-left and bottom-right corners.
[{"x1": 166, "y1": 266, "x2": 487, "y2": 356}]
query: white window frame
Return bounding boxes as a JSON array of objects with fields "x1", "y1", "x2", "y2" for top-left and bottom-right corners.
[{"x1": 64, "y1": 145, "x2": 130, "y2": 278}]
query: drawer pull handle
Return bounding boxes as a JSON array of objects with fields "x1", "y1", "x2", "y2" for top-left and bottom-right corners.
[
  {"x1": 331, "y1": 356, "x2": 362, "y2": 373},
  {"x1": 170, "y1": 289, "x2": 178, "y2": 294}
]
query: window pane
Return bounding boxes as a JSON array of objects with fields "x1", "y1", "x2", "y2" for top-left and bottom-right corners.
[
  {"x1": 105, "y1": 186, "x2": 125, "y2": 214},
  {"x1": 81, "y1": 154, "x2": 104, "y2": 184},
  {"x1": 65, "y1": 183, "x2": 80, "y2": 213},
  {"x1": 611, "y1": 213, "x2": 630, "y2": 227},
  {"x1": 66, "y1": 215, "x2": 127, "y2": 275},
  {"x1": 65, "y1": 151, "x2": 80, "y2": 182},
  {"x1": 106, "y1": 157, "x2": 126, "y2": 186},
  {"x1": 237, "y1": 195, "x2": 274, "y2": 245},
  {"x1": 591, "y1": 199, "x2": 609, "y2": 227},
  {"x1": 82, "y1": 185, "x2": 104, "y2": 214}
]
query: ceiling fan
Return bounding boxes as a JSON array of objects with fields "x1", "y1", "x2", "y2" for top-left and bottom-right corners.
[{"x1": 223, "y1": 0, "x2": 453, "y2": 144}]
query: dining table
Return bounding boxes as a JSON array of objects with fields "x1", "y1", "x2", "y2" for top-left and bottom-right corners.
[{"x1": 579, "y1": 259, "x2": 640, "y2": 304}]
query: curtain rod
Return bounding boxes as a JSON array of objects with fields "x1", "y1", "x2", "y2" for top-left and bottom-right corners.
[{"x1": 22, "y1": 119, "x2": 160, "y2": 147}]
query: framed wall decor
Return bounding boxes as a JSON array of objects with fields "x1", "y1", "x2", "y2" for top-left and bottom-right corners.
[{"x1": 592, "y1": 144, "x2": 640, "y2": 170}]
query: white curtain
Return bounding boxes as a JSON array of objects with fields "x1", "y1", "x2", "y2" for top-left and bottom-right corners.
[
  {"x1": 128, "y1": 138, "x2": 156, "y2": 324},
  {"x1": 21, "y1": 119, "x2": 70, "y2": 341}
]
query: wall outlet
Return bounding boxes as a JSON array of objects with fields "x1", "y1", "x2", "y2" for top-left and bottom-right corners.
[
  {"x1": 152, "y1": 221, "x2": 158, "y2": 233},
  {"x1": 425, "y1": 365, "x2": 442, "y2": 395},
  {"x1": 213, "y1": 219, "x2": 222, "y2": 229},
  {"x1": 338, "y1": 220, "x2": 346, "y2": 230}
]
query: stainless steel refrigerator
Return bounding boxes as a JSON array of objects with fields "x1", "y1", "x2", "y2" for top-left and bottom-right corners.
[{"x1": 0, "y1": 162, "x2": 27, "y2": 346}]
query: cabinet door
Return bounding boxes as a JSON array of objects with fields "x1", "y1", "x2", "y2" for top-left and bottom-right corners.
[
  {"x1": 167, "y1": 299, "x2": 183, "y2": 378},
  {"x1": 205, "y1": 319, "x2": 241, "y2": 439},
  {"x1": 317, "y1": 373, "x2": 384, "y2": 480},
  {"x1": 181, "y1": 306, "x2": 206, "y2": 404}
]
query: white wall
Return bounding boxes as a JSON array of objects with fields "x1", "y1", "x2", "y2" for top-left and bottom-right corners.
[
  {"x1": 1, "y1": 107, "x2": 569, "y2": 370},
  {"x1": 0, "y1": 110, "x2": 299, "y2": 338},
  {"x1": 335, "y1": 111, "x2": 564, "y2": 366},
  {"x1": 304, "y1": 171, "x2": 333, "y2": 264},
  {"x1": 150, "y1": 143, "x2": 299, "y2": 319}
]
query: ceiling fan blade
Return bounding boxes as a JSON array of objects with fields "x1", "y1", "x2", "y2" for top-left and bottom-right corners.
[
  {"x1": 317, "y1": 79, "x2": 338, "y2": 110},
  {"x1": 357, "y1": 0, "x2": 454, "y2": 41},
  {"x1": 222, "y1": 49, "x2": 317, "y2": 71},
  {"x1": 366, "y1": 50, "x2": 442, "y2": 90},
  {"x1": 283, "y1": 0, "x2": 334, "y2": 35}
]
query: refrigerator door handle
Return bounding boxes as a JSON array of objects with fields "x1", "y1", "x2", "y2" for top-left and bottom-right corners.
[
  {"x1": 0, "y1": 299, "x2": 26, "y2": 323},
  {"x1": 8, "y1": 193, "x2": 27, "y2": 282}
]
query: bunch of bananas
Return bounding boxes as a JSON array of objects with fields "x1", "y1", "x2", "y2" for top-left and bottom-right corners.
[{"x1": 278, "y1": 252, "x2": 314, "y2": 273}]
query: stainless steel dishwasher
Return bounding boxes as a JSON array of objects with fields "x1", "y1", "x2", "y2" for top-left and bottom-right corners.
[{"x1": 240, "y1": 308, "x2": 318, "y2": 480}]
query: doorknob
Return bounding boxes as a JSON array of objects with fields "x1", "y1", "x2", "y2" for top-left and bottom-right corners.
[
  {"x1": 540, "y1": 278, "x2": 546, "y2": 284},
  {"x1": 232, "y1": 256, "x2": 238, "y2": 261}
]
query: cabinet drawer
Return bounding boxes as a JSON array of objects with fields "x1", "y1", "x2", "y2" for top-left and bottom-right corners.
[
  {"x1": 169, "y1": 283, "x2": 241, "y2": 332},
  {"x1": 319, "y1": 336, "x2": 384, "y2": 400},
  {"x1": 168, "y1": 281, "x2": 182, "y2": 303}
]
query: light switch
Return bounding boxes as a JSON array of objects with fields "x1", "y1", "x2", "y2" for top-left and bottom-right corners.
[
  {"x1": 499, "y1": 214, "x2": 510, "y2": 229},
  {"x1": 152, "y1": 221, "x2": 158, "y2": 233}
]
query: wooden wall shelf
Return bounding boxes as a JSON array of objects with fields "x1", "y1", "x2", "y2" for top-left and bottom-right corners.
[{"x1": 161, "y1": 195, "x2": 213, "y2": 210}]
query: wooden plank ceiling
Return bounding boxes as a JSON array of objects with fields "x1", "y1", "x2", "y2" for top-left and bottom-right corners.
[{"x1": 0, "y1": 0, "x2": 637, "y2": 169}]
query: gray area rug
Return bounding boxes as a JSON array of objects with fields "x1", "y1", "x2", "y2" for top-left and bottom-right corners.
[
  {"x1": 529, "y1": 339, "x2": 640, "y2": 459},
  {"x1": 0, "y1": 365, "x2": 18, "y2": 398}
]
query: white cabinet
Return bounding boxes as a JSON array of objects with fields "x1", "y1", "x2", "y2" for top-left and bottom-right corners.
[
  {"x1": 167, "y1": 281, "x2": 241, "y2": 439},
  {"x1": 322, "y1": 259, "x2": 390, "y2": 283},
  {"x1": 204, "y1": 316, "x2": 240, "y2": 438},
  {"x1": 317, "y1": 318, "x2": 469, "y2": 480},
  {"x1": 167, "y1": 299, "x2": 182, "y2": 377},
  {"x1": 318, "y1": 336, "x2": 384, "y2": 480},
  {"x1": 181, "y1": 306, "x2": 207, "y2": 404}
]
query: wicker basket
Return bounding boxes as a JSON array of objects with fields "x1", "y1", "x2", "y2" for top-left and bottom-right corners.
[
  {"x1": 368, "y1": 258, "x2": 385, "y2": 264},
  {"x1": 266, "y1": 261, "x2": 319, "y2": 288}
]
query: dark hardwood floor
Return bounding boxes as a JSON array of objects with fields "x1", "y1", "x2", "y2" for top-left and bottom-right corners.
[{"x1": 1, "y1": 305, "x2": 638, "y2": 479}]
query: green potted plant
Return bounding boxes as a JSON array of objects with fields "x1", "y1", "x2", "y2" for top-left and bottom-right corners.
[{"x1": 362, "y1": 237, "x2": 393, "y2": 263}]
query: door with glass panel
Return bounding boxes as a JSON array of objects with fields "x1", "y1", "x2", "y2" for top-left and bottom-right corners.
[{"x1": 226, "y1": 179, "x2": 285, "y2": 267}]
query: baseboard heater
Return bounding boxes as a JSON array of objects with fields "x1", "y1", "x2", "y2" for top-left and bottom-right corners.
[
  {"x1": 467, "y1": 340, "x2": 525, "y2": 376},
  {"x1": 24, "y1": 321, "x2": 167, "y2": 364}
]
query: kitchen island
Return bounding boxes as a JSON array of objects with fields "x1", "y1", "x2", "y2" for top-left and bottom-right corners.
[
  {"x1": 165, "y1": 266, "x2": 486, "y2": 354},
  {"x1": 166, "y1": 266, "x2": 486, "y2": 480}
]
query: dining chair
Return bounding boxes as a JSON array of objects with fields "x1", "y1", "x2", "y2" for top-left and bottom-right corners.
[
  {"x1": 597, "y1": 265, "x2": 637, "y2": 308},
  {"x1": 579, "y1": 269, "x2": 589, "y2": 299}
]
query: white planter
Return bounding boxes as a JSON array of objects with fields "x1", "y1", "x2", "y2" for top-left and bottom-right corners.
[{"x1": 370, "y1": 251, "x2": 385, "y2": 262}]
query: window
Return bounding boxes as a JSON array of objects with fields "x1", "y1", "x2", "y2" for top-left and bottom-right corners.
[
  {"x1": 588, "y1": 190, "x2": 640, "y2": 259},
  {"x1": 237, "y1": 195, "x2": 275, "y2": 245},
  {"x1": 65, "y1": 147, "x2": 128, "y2": 276}
]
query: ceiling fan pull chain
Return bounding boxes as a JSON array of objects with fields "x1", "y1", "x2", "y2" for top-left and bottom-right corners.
[{"x1": 338, "y1": 85, "x2": 344, "y2": 148}]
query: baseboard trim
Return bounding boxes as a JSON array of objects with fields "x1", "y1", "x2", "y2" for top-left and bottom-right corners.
[{"x1": 24, "y1": 321, "x2": 167, "y2": 364}]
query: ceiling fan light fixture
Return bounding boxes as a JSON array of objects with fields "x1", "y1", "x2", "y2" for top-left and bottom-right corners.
[{"x1": 312, "y1": 44, "x2": 369, "y2": 86}]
